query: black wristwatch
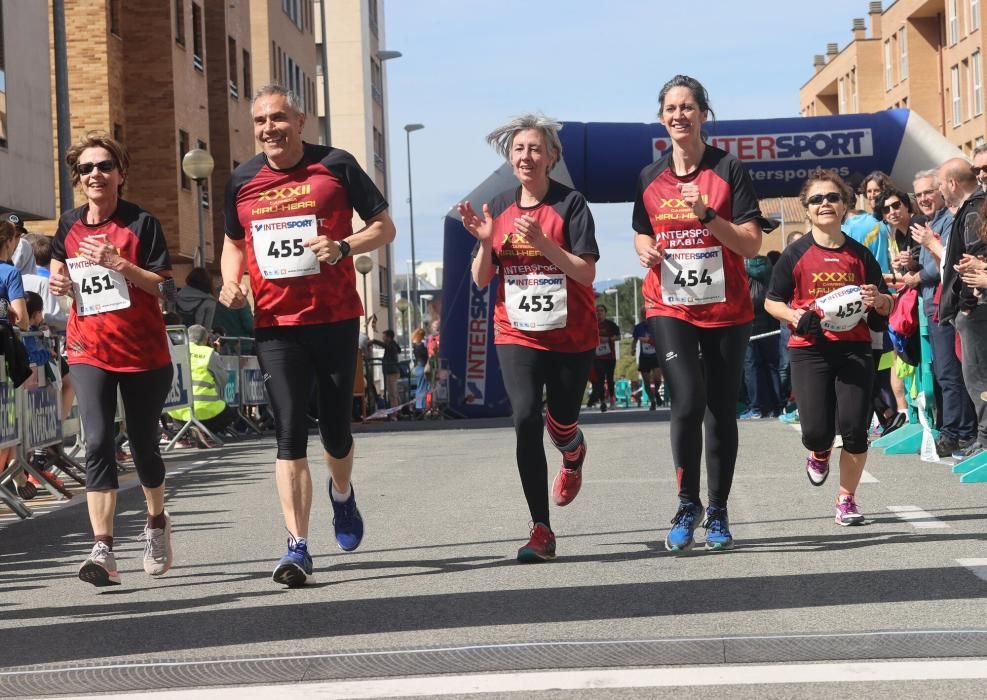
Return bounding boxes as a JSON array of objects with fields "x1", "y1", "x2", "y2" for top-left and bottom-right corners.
[
  {"x1": 699, "y1": 207, "x2": 717, "y2": 225},
  {"x1": 330, "y1": 239, "x2": 351, "y2": 265}
]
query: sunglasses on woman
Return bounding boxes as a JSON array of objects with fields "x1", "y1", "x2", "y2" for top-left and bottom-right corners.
[
  {"x1": 76, "y1": 160, "x2": 116, "y2": 175},
  {"x1": 806, "y1": 192, "x2": 843, "y2": 206},
  {"x1": 882, "y1": 200, "x2": 903, "y2": 213}
]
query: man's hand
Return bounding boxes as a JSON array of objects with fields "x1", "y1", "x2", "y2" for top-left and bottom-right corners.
[{"x1": 219, "y1": 280, "x2": 248, "y2": 309}]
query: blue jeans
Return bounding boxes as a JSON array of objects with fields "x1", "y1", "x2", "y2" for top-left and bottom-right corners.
[
  {"x1": 928, "y1": 313, "x2": 976, "y2": 441},
  {"x1": 779, "y1": 323, "x2": 792, "y2": 400},
  {"x1": 744, "y1": 336, "x2": 783, "y2": 415},
  {"x1": 413, "y1": 364, "x2": 428, "y2": 410}
]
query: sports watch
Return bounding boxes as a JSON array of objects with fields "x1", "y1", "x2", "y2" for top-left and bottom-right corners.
[
  {"x1": 699, "y1": 207, "x2": 717, "y2": 225},
  {"x1": 330, "y1": 239, "x2": 351, "y2": 265}
]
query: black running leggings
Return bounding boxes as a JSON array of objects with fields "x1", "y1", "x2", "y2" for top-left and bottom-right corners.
[
  {"x1": 648, "y1": 316, "x2": 751, "y2": 508},
  {"x1": 496, "y1": 344, "x2": 594, "y2": 528},
  {"x1": 256, "y1": 319, "x2": 359, "y2": 460},
  {"x1": 789, "y1": 343, "x2": 873, "y2": 455},
  {"x1": 71, "y1": 363, "x2": 173, "y2": 491},
  {"x1": 591, "y1": 358, "x2": 616, "y2": 403}
]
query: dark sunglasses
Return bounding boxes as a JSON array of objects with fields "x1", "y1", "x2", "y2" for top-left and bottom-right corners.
[
  {"x1": 76, "y1": 160, "x2": 116, "y2": 175},
  {"x1": 806, "y1": 192, "x2": 843, "y2": 206},
  {"x1": 882, "y1": 201, "x2": 903, "y2": 214},
  {"x1": 973, "y1": 166, "x2": 987, "y2": 175}
]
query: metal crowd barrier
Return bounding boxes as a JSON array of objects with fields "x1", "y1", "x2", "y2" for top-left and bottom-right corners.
[
  {"x1": 0, "y1": 330, "x2": 86, "y2": 519},
  {"x1": 216, "y1": 335, "x2": 267, "y2": 435},
  {"x1": 161, "y1": 325, "x2": 225, "y2": 452}
]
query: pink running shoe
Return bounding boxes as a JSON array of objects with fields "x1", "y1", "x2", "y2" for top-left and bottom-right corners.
[
  {"x1": 552, "y1": 443, "x2": 586, "y2": 506},
  {"x1": 806, "y1": 454, "x2": 830, "y2": 487},
  {"x1": 835, "y1": 495, "x2": 866, "y2": 526},
  {"x1": 517, "y1": 523, "x2": 556, "y2": 562}
]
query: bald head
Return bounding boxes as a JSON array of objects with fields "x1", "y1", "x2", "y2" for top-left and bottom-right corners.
[{"x1": 937, "y1": 157, "x2": 978, "y2": 208}]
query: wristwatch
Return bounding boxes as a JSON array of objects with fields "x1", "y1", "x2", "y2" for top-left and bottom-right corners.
[
  {"x1": 330, "y1": 239, "x2": 351, "y2": 265},
  {"x1": 699, "y1": 207, "x2": 717, "y2": 225}
]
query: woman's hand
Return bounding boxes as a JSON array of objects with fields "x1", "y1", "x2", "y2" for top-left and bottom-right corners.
[
  {"x1": 457, "y1": 201, "x2": 494, "y2": 242},
  {"x1": 513, "y1": 214, "x2": 548, "y2": 252},
  {"x1": 79, "y1": 238, "x2": 126, "y2": 272},
  {"x1": 636, "y1": 236, "x2": 665, "y2": 268},
  {"x1": 678, "y1": 181, "x2": 708, "y2": 219},
  {"x1": 304, "y1": 236, "x2": 341, "y2": 264},
  {"x1": 49, "y1": 272, "x2": 73, "y2": 296},
  {"x1": 861, "y1": 283, "x2": 891, "y2": 315}
]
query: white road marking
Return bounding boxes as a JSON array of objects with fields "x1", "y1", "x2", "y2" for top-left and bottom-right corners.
[
  {"x1": 887, "y1": 505, "x2": 949, "y2": 528},
  {"x1": 76, "y1": 660, "x2": 987, "y2": 698},
  {"x1": 956, "y1": 558, "x2": 987, "y2": 582}
]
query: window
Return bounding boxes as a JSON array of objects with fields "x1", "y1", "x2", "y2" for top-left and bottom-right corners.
[
  {"x1": 197, "y1": 139, "x2": 209, "y2": 208},
  {"x1": 838, "y1": 78, "x2": 846, "y2": 112},
  {"x1": 952, "y1": 64, "x2": 962, "y2": 126},
  {"x1": 884, "y1": 40, "x2": 893, "y2": 90},
  {"x1": 851, "y1": 67, "x2": 859, "y2": 111},
  {"x1": 976, "y1": 51, "x2": 985, "y2": 115},
  {"x1": 109, "y1": 0, "x2": 121, "y2": 36},
  {"x1": 243, "y1": 49, "x2": 252, "y2": 97},
  {"x1": 950, "y1": 0, "x2": 959, "y2": 45},
  {"x1": 175, "y1": 0, "x2": 185, "y2": 46},
  {"x1": 113, "y1": 123, "x2": 124, "y2": 142},
  {"x1": 900, "y1": 28, "x2": 908, "y2": 80},
  {"x1": 191, "y1": 2, "x2": 203, "y2": 71},
  {"x1": 228, "y1": 37, "x2": 238, "y2": 98},
  {"x1": 283, "y1": 0, "x2": 302, "y2": 29},
  {"x1": 378, "y1": 265, "x2": 390, "y2": 308},
  {"x1": 974, "y1": 0, "x2": 981, "y2": 31},
  {"x1": 369, "y1": 0, "x2": 379, "y2": 36},
  {"x1": 371, "y1": 59, "x2": 383, "y2": 104},
  {"x1": 179, "y1": 130, "x2": 190, "y2": 189},
  {"x1": 977, "y1": 135, "x2": 986, "y2": 147},
  {"x1": 373, "y1": 126, "x2": 386, "y2": 172},
  {"x1": 0, "y1": 3, "x2": 7, "y2": 149}
]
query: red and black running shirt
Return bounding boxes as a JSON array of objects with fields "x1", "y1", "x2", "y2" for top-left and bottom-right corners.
[
  {"x1": 632, "y1": 146, "x2": 772, "y2": 327},
  {"x1": 224, "y1": 143, "x2": 388, "y2": 328},
  {"x1": 486, "y1": 180, "x2": 600, "y2": 352},
  {"x1": 767, "y1": 234, "x2": 887, "y2": 348},
  {"x1": 52, "y1": 200, "x2": 171, "y2": 371}
]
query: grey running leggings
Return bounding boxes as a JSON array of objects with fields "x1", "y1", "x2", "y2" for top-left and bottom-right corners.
[{"x1": 71, "y1": 363, "x2": 173, "y2": 491}]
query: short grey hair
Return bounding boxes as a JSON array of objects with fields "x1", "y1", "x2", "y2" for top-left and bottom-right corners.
[
  {"x1": 252, "y1": 84, "x2": 302, "y2": 114},
  {"x1": 912, "y1": 168, "x2": 939, "y2": 187},
  {"x1": 973, "y1": 143, "x2": 987, "y2": 158},
  {"x1": 485, "y1": 113, "x2": 563, "y2": 171}
]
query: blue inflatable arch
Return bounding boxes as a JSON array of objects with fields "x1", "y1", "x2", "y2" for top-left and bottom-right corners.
[{"x1": 440, "y1": 110, "x2": 960, "y2": 417}]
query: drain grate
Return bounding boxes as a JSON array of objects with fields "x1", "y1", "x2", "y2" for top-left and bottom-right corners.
[{"x1": 2, "y1": 630, "x2": 986, "y2": 696}]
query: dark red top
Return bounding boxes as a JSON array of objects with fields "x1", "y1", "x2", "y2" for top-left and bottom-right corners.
[
  {"x1": 767, "y1": 234, "x2": 887, "y2": 348},
  {"x1": 224, "y1": 143, "x2": 388, "y2": 329},
  {"x1": 52, "y1": 200, "x2": 171, "y2": 371},
  {"x1": 486, "y1": 180, "x2": 600, "y2": 352},
  {"x1": 632, "y1": 146, "x2": 771, "y2": 327}
]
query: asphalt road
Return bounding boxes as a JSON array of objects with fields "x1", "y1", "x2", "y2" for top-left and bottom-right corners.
[{"x1": 1, "y1": 407, "x2": 986, "y2": 698}]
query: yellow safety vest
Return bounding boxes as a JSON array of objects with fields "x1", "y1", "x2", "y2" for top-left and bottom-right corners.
[{"x1": 168, "y1": 344, "x2": 226, "y2": 422}]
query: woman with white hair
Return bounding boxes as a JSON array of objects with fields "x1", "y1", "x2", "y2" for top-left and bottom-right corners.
[{"x1": 457, "y1": 114, "x2": 599, "y2": 562}]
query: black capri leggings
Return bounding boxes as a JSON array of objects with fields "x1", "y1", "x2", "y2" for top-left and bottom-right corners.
[
  {"x1": 496, "y1": 344, "x2": 594, "y2": 528},
  {"x1": 256, "y1": 319, "x2": 358, "y2": 461},
  {"x1": 789, "y1": 343, "x2": 874, "y2": 455},
  {"x1": 649, "y1": 316, "x2": 751, "y2": 509},
  {"x1": 71, "y1": 363, "x2": 173, "y2": 491}
]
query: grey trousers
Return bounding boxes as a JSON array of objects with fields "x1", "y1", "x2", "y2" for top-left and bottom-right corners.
[{"x1": 955, "y1": 304, "x2": 987, "y2": 445}]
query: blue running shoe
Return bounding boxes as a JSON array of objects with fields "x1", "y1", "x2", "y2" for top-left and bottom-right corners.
[
  {"x1": 272, "y1": 536, "x2": 314, "y2": 587},
  {"x1": 329, "y1": 479, "x2": 364, "y2": 552},
  {"x1": 665, "y1": 500, "x2": 703, "y2": 552},
  {"x1": 702, "y1": 506, "x2": 734, "y2": 551}
]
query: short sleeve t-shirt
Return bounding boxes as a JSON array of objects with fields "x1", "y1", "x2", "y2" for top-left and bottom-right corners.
[
  {"x1": 632, "y1": 320, "x2": 657, "y2": 356},
  {"x1": 51, "y1": 200, "x2": 171, "y2": 371},
  {"x1": 224, "y1": 143, "x2": 388, "y2": 329},
  {"x1": 594, "y1": 318, "x2": 620, "y2": 359},
  {"x1": 632, "y1": 146, "x2": 771, "y2": 328},
  {"x1": 0, "y1": 262, "x2": 25, "y2": 304},
  {"x1": 767, "y1": 234, "x2": 888, "y2": 348},
  {"x1": 487, "y1": 180, "x2": 599, "y2": 352}
]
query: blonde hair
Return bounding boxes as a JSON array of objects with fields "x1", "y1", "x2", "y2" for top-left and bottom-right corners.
[{"x1": 65, "y1": 131, "x2": 130, "y2": 195}]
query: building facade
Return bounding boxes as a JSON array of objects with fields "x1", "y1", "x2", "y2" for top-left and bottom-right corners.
[
  {"x1": 801, "y1": 0, "x2": 987, "y2": 154},
  {"x1": 316, "y1": 0, "x2": 395, "y2": 332},
  {"x1": 0, "y1": 0, "x2": 56, "y2": 222}
]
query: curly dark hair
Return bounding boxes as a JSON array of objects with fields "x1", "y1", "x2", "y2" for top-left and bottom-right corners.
[
  {"x1": 873, "y1": 189, "x2": 914, "y2": 220},
  {"x1": 858, "y1": 170, "x2": 894, "y2": 197},
  {"x1": 184, "y1": 267, "x2": 214, "y2": 295}
]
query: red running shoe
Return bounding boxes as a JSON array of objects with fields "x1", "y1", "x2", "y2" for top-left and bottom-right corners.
[
  {"x1": 551, "y1": 443, "x2": 586, "y2": 506},
  {"x1": 516, "y1": 523, "x2": 556, "y2": 563}
]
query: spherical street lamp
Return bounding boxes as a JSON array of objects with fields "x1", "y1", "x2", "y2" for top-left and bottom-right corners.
[
  {"x1": 181, "y1": 148, "x2": 214, "y2": 268},
  {"x1": 355, "y1": 255, "x2": 374, "y2": 332}
]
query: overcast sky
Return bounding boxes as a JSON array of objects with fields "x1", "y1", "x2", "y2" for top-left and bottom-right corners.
[{"x1": 382, "y1": 0, "x2": 875, "y2": 281}]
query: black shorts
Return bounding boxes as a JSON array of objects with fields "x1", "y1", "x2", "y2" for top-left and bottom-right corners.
[{"x1": 638, "y1": 355, "x2": 659, "y2": 372}]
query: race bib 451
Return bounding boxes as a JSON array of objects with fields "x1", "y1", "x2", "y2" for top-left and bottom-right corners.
[{"x1": 66, "y1": 257, "x2": 131, "y2": 316}]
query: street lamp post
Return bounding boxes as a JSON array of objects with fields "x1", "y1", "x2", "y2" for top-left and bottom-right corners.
[
  {"x1": 396, "y1": 296, "x2": 410, "y2": 349},
  {"x1": 605, "y1": 287, "x2": 620, "y2": 361},
  {"x1": 420, "y1": 293, "x2": 433, "y2": 326},
  {"x1": 355, "y1": 255, "x2": 374, "y2": 332},
  {"x1": 404, "y1": 123, "x2": 424, "y2": 333},
  {"x1": 181, "y1": 148, "x2": 215, "y2": 268},
  {"x1": 629, "y1": 277, "x2": 639, "y2": 325}
]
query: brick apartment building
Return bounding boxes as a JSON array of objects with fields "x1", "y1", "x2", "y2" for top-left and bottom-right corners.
[{"x1": 801, "y1": 0, "x2": 987, "y2": 154}]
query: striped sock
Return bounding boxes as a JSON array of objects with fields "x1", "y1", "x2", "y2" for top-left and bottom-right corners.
[{"x1": 546, "y1": 412, "x2": 584, "y2": 469}]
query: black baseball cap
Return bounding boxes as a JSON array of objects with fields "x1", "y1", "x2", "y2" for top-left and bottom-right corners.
[{"x1": 1, "y1": 213, "x2": 27, "y2": 233}]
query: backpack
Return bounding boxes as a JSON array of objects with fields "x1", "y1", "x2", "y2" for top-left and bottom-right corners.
[{"x1": 178, "y1": 298, "x2": 204, "y2": 328}]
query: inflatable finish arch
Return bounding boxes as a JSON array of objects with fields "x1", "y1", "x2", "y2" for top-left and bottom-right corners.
[{"x1": 440, "y1": 109, "x2": 960, "y2": 417}]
